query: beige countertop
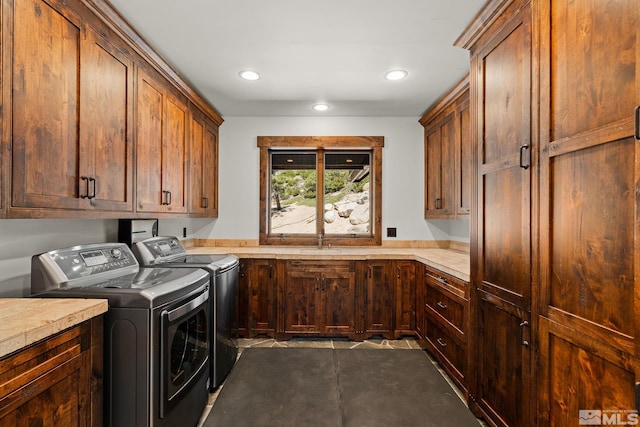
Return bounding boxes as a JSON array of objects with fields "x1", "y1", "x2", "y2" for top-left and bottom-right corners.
[
  {"x1": 188, "y1": 246, "x2": 470, "y2": 282},
  {"x1": 0, "y1": 298, "x2": 108, "y2": 358}
]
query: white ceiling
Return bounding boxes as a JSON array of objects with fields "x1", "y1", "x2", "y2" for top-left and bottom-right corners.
[{"x1": 107, "y1": 0, "x2": 485, "y2": 118}]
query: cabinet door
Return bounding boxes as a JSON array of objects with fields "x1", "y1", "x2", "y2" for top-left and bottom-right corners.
[
  {"x1": 10, "y1": 0, "x2": 84, "y2": 210},
  {"x1": 162, "y1": 94, "x2": 188, "y2": 213},
  {"x1": 394, "y1": 260, "x2": 416, "y2": 336},
  {"x1": 424, "y1": 111, "x2": 456, "y2": 218},
  {"x1": 363, "y1": 261, "x2": 393, "y2": 338},
  {"x1": 202, "y1": 124, "x2": 219, "y2": 217},
  {"x1": 538, "y1": 0, "x2": 640, "y2": 423},
  {"x1": 283, "y1": 267, "x2": 320, "y2": 334},
  {"x1": 248, "y1": 259, "x2": 277, "y2": 337},
  {"x1": 136, "y1": 71, "x2": 164, "y2": 212},
  {"x1": 456, "y1": 93, "x2": 471, "y2": 216},
  {"x1": 9, "y1": 0, "x2": 133, "y2": 213},
  {"x1": 79, "y1": 29, "x2": 133, "y2": 211},
  {"x1": 188, "y1": 112, "x2": 205, "y2": 216},
  {"x1": 471, "y1": 2, "x2": 532, "y2": 426},
  {"x1": 320, "y1": 270, "x2": 356, "y2": 334},
  {"x1": 237, "y1": 261, "x2": 250, "y2": 337},
  {"x1": 189, "y1": 110, "x2": 218, "y2": 217},
  {"x1": 0, "y1": 322, "x2": 99, "y2": 426}
]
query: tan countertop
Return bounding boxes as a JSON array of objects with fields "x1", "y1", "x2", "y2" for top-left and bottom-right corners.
[
  {"x1": 0, "y1": 298, "x2": 108, "y2": 358},
  {"x1": 188, "y1": 246, "x2": 470, "y2": 282}
]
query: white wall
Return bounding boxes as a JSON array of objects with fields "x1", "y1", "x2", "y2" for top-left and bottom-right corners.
[
  {"x1": 201, "y1": 115, "x2": 470, "y2": 242},
  {"x1": 0, "y1": 115, "x2": 469, "y2": 297}
]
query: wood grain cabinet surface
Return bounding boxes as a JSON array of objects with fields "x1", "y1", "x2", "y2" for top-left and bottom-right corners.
[
  {"x1": 536, "y1": 0, "x2": 640, "y2": 425},
  {"x1": 136, "y1": 70, "x2": 188, "y2": 214},
  {"x1": 0, "y1": 318, "x2": 103, "y2": 427},
  {"x1": 1, "y1": 0, "x2": 222, "y2": 219},
  {"x1": 457, "y1": 0, "x2": 640, "y2": 425},
  {"x1": 238, "y1": 258, "x2": 277, "y2": 338},
  {"x1": 392, "y1": 260, "x2": 417, "y2": 338},
  {"x1": 420, "y1": 76, "x2": 471, "y2": 219},
  {"x1": 359, "y1": 260, "x2": 394, "y2": 340},
  {"x1": 464, "y1": 1, "x2": 534, "y2": 425},
  {"x1": 278, "y1": 260, "x2": 358, "y2": 340},
  {"x1": 422, "y1": 265, "x2": 469, "y2": 395},
  {"x1": 188, "y1": 107, "x2": 219, "y2": 217},
  {"x1": 7, "y1": 0, "x2": 134, "y2": 215}
]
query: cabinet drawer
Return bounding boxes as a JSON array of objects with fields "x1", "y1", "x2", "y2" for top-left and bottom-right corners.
[
  {"x1": 426, "y1": 318, "x2": 465, "y2": 378},
  {"x1": 425, "y1": 283, "x2": 465, "y2": 333},
  {"x1": 424, "y1": 266, "x2": 467, "y2": 297},
  {"x1": 287, "y1": 260, "x2": 354, "y2": 273}
]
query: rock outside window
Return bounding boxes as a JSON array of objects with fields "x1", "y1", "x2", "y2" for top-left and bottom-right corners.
[{"x1": 258, "y1": 136, "x2": 383, "y2": 247}]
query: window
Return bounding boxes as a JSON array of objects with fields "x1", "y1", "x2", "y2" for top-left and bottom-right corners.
[{"x1": 258, "y1": 136, "x2": 383, "y2": 246}]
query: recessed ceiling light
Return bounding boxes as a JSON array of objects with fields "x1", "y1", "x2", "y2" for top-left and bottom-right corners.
[
  {"x1": 385, "y1": 69, "x2": 408, "y2": 81},
  {"x1": 239, "y1": 70, "x2": 260, "y2": 81},
  {"x1": 312, "y1": 103, "x2": 331, "y2": 112}
]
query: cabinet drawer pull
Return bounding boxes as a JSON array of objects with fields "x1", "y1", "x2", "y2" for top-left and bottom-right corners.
[
  {"x1": 437, "y1": 338, "x2": 447, "y2": 348},
  {"x1": 202, "y1": 197, "x2": 209, "y2": 208},
  {"x1": 436, "y1": 301, "x2": 447, "y2": 310},
  {"x1": 88, "y1": 177, "x2": 96, "y2": 199},
  {"x1": 437, "y1": 275, "x2": 449, "y2": 284},
  {"x1": 162, "y1": 191, "x2": 173, "y2": 205},
  {"x1": 519, "y1": 144, "x2": 530, "y2": 169},
  {"x1": 80, "y1": 176, "x2": 89, "y2": 199}
]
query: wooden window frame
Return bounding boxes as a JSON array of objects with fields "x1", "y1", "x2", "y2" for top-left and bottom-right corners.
[{"x1": 258, "y1": 136, "x2": 384, "y2": 246}]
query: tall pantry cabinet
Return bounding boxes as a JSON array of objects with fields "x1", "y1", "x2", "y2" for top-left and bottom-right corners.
[
  {"x1": 458, "y1": 0, "x2": 640, "y2": 425},
  {"x1": 459, "y1": 1, "x2": 534, "y2": 425},
  {"x1": 536, "y1": 0, "x2": 640, "y2": 425}
]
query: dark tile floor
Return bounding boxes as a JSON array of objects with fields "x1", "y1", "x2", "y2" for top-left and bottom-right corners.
[{"x1": 197, "y1": 337, "x2": 488, "y2": 426}]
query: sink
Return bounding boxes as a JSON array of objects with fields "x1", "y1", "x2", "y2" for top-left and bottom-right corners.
[{"x1": 300, "y1": 248, "x2": 342, "y2": 254}]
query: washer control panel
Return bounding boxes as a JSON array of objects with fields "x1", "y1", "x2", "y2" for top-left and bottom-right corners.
[{"x1": 52, "y1": 244, "x2": 137, "y2": 279}]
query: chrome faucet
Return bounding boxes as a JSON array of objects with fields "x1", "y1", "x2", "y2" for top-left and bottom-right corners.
[{"x1": 318, "y1": 233, "x2": 323, "y2": 249}]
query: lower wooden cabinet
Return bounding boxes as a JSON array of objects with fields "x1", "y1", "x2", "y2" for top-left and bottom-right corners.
[
  {"x1": 0, "y1": 317, "x2": 103, "y2": 427},
  {"x1": 422, "y1": 266, "x2": 469, "y2": 394},
  {"x1": 393, "y1": 260, "x2": 417, "y2": 337},
  {"x1": 359, "y1": 261, "x2": 394, "y2": 340},
  {"x1": 278, "y1": 260, "x2": 358, "y2": 340},
  {"x1": 236, "y1": 257, "x2": 470, "y2": 398},
  {"x1": 238, "y1": 258, "x2": 277, "y2": 338}
]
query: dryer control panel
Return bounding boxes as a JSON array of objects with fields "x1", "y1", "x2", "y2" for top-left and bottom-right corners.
[{"x1": 133, "y1": 236, "x2": 187, "y2": 265}]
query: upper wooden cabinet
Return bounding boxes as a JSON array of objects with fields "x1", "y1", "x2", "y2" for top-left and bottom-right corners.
[
  {"x1": 136, "y1": 70, "x2": 188, "y2": 214},
  {"x1": 420, "y1": 76, "x2": 471, "y2": 219},
  {"x1": 1, "y1": 0, "x2": 222, "y2": 218},
  {"x1": 189, "y1": 107, "x2": 219, "y2": 217},
  {"x1": 7, "y1": 0, "x2": 134, "y2": 215}
]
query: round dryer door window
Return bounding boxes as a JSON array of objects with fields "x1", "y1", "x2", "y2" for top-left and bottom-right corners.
[{"x1": 161, "y1": 287, "x2": 210, "y2": 415}]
